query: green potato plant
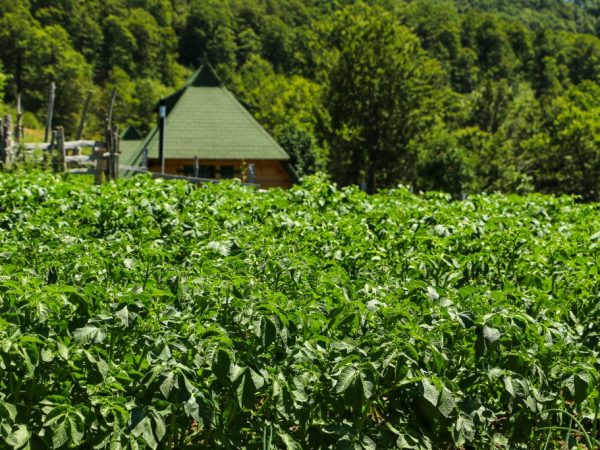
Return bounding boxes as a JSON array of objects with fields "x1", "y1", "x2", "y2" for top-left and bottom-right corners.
[{"x1": 0, "y1": 172, "x2": 598, "y2": 449}]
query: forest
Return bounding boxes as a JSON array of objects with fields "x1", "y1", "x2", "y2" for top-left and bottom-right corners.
[{"x1": 0, "y1": 0, "x2": 599, "y2": 198}]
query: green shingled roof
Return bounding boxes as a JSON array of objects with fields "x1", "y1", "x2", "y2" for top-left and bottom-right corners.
[
  {"x1": 120, "y1": 139, "x2": 142, "y2": 164},
  {"x1": 119, "y1": 126, "x2": 143, "y2": 165},
  {"x1": 141, "y1": 65, "x2": 289, "y2": 161}
]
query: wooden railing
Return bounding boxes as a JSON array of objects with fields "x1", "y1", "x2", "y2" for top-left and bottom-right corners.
[
  {"x1": 1, "y1": 119, "x2": 120, "y2": 184},
  {"x1": 0, "y1": 87, "x2": 120, "y2": 184}
]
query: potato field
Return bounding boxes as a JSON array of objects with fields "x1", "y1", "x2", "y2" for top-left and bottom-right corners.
[{"x1": 0, "y1": 172, "x2": 599, "y2": 449}]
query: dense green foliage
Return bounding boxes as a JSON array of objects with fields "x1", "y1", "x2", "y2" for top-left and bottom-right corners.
[
  {"x1": 0, "y1": 1, "x2": 599, "y2": 197},
  {"x1": 0, "y1": 172, "x2": 599, "y2": 448}
]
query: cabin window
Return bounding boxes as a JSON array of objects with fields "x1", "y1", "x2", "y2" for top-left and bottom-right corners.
[
  {"x1": 199, "y1": 165, "x2": 216, "y2": 178},
  {"x1": 181, "y1": 165, "x2": 195, "y2": 176},
  {"x1": 220, "y1": 165, "x2": 235, "y2": 179}
]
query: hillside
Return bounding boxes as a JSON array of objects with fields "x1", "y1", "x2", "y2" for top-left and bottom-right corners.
[
  {"x1": 0, "y1": 0, "x2": 598, "y2": 198},
  {"x1": 455, "y1": 0, "x2": 599, "y2": 33}
]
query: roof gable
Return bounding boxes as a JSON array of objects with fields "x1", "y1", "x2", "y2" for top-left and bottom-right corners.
[
  {"x1": 140, "y1": 65, "x2": 289, "y2": 161},
  {"x1": 121, "y1": 125, "x2": 143, "y2": 140},
  {"x1": 188, "y1": 64, "x2": 222, "y2": 87}
]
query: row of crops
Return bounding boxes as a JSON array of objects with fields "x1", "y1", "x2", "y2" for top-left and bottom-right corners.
[{"x1": 0, "y1": 172, "x2": 599, "y2": 449}]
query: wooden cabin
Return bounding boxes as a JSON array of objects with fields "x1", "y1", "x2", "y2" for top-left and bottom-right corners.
[{"x1": 120, "y1": 65, "x2": 295, "y2": 188}]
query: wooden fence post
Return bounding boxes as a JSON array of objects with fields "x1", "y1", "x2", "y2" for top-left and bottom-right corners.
[
  {"x1": 111, "y1": 125, "x2": 119, "y2": 180},
  {"x1": 57, "y1": 126, "x2": 66, "y2": 172},
  {"x1": 51, "y1": 129, "x2": 59, "y2": 172},
  {"x1": 5, "y1": 115, "x2": 12, "y2": 164},
  {"x1": 44, "y1": 82, "x2": 56, "y2": 143},
  {"x1": 105, "y1": 118, "x2": 111, "y2": 181},
  {"x1": 15, "y1": 94, "x2": 22, "y2": 143},
  {"x1": 143, "y1": 147, "x2": 149, "y2": 169},
  {"x1": 98, "y1": 89, "x2": 118, "y2": 183},
  {"x1": 0, "y1": 117, "x2": 4, "y2": 166},
  {"x1": 95, "y1": 146, "x2": 105, "y2": 185},
  {"x1": 0, "y1": 115, "x2": 13, "y2": 166}
]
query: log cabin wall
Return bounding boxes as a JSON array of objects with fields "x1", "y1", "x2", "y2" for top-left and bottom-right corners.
[{"x1": 147, "y1": 158, "x2": 294, "y2": 189}]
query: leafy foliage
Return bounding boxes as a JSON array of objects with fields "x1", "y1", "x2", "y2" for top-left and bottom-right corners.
[{"x1": 0, "y1": 172, "x2": 599, "y2": 448}]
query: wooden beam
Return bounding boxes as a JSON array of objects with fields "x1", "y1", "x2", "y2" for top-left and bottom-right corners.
[
  {"x1": 65, "y1": 154, "x2": 95, "y2": 164},
  {"x1": 150, "y1": 171, "x2": 259, "y2": 186},
  {"x1": 23, "y1": 140, "x2": 106, "y2": 151},
  {"x1": 119, "y1": 164, "x2": 148, "y2": 172},
  {"x1": 68, "y1": 168, "x2": 97, "y2": 175}
]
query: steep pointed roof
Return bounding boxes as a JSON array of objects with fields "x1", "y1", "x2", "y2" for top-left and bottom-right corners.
[
  {"x1": 120, "y1": 126, "x2": 143, "y2": 166},
  {"x1": 139, "y1": 64, "x2": 289, "y2": 161}
]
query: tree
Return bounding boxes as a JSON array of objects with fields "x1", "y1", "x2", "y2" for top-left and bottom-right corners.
[
  {"x1": 451, "y1": 126, "x2": 531, "y2": 194},
  {"x1": 567, "y1": 34, "x2": 600, "y2": 84},
  {"x1": 468, "y1": 78, "x2": 516, "y2": 133},
  {"x1": 324, "y1": 3, "x2": 445, "y2": 193},
  {"x1": 473, "y1": 14, "x2": 516, "y2": 79},
  {"x1": 530, "y1": 29, "x2": 570, "y2": 96},
  {"x1": 412, "y1": 121, "x2": 469, "y2": 196},
  {"x1": 0, "y1": 6, "x2": 93, "y2": 135},
  {"x1": 31, "y1": 25, "x2": 94, "y2": 135},
  {"x1": 178, "y1": 0, "x2": 234, "y2": 68},
  {"x1": 105, "y1": 67, "x2": 170, "y2": 134},
  {"x1": 522, "y1": 95, "x2": 600, "y2": 200},
  {"x1": 30, "y1": 0, "x2": 104, "y2": 67},
  {"x1": 0, "y1": 6, "x2": 37, "y2": 97},
  {"x1": 235, "y1": 55, "x2": 325, "y2": 176},
  {"x1": 0, "y1": 63, "x2": 7, "y2": 100},
  {"x1": 101, "y1": 15, "x2": 137, "y2": 76},
  {"x1": 401, "y1": 0, "x2": 462, "y2": 64}
]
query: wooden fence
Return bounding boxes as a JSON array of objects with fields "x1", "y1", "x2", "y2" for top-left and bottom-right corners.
[
  {"x1": 1, "y1": 119, "x2": 120, "y2": 184},
  {"x1": 0, "y1": 85, "x2": 121, "y2": 184}
]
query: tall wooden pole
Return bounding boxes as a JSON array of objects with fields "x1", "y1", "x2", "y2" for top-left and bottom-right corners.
[
  {"x1": 107, "y1": 88, "x2": 117, "y2": 129},
  {"x1": 112, "y1": 125, "x2": 119, "y2": 179},
  {"x1": 44, "y1": 82, "x2": 56, "y2": 143},
  {"x1": 76, "y1": 91, "x2": 92, "y2": 140},
  {"x1": 158, "y1": 102, "x2": 166, "y2": 174},
  {"x1": 101, "y1": 88, "x2": 118, "y2": 183}
]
